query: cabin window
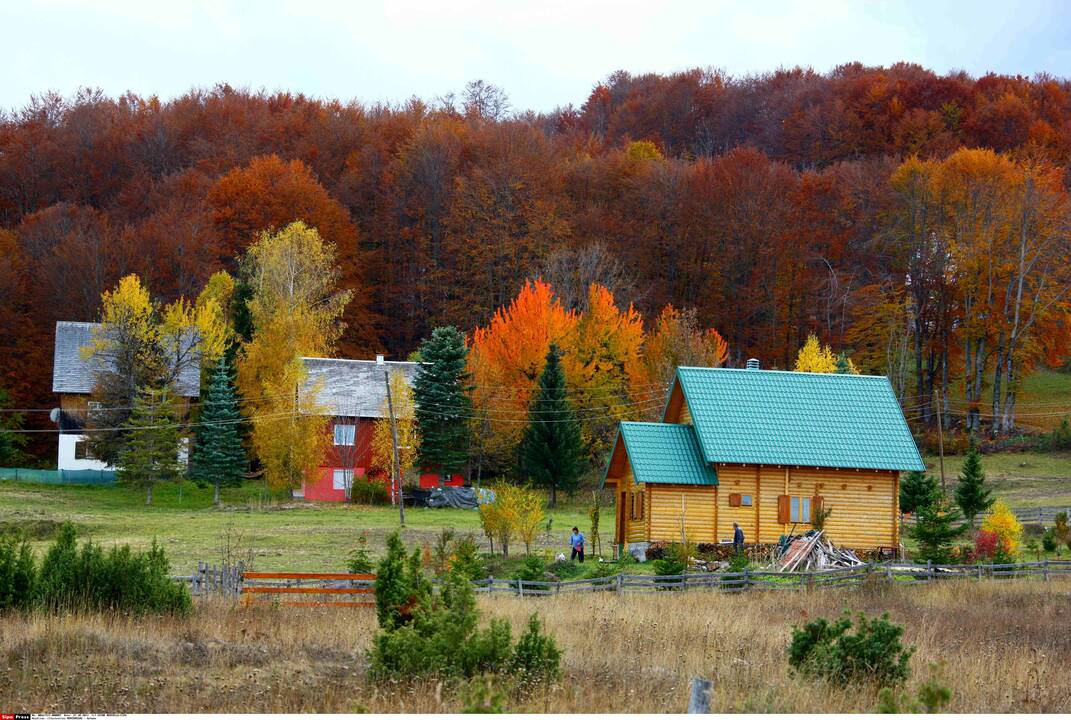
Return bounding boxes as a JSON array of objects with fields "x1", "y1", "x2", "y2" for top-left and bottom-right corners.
[
  {"x1": 332, "y1": 469, "x2": 353, "y2": 490},
  {"x1": 74, "y1": 441, "x2": 91, "y2": 460},
  {"x1": 790, "y1": 496, "x2": 812, "y2": 523},
  {"x1": 630, "y1": 490, "x2": 644, "y2": 521},
  {"x1": 333, "y1": 424, "x2": 356, "y2": 446},
  {"x1": 740, "y1": 494, "x2": 753, "y2": 507}
]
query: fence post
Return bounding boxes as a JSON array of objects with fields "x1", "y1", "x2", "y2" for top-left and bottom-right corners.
[
  {"x1": 926, "y1": 559, "x2": 933, "y2": 583},
  {"x1": 977, "y1": 564, "x2": 982, "y2": 581},
  {"x1": 1043, "y1": 558, "x2": 1049, "y2": 582},
  {"x1": 743, "y1": 567, "x2": 750, "y2": 592},
  {"x1": 616, "y1": 573, "x2": 624, "y2": 594},
  {"x1": 518, "y1": 578, "x2": 524, "y2": 598},
  {"x1": 886, "y1": 564, "x2": 893, "y2": 584},
  {"x1": 687, "y1": 678, "x2": 713, "y2": 713}
]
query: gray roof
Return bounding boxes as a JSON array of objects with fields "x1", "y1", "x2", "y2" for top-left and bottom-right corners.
[
  {"x1": 52, "y1": 321, "x2": 201, "y2": 397},
  {"x1": 301, "y1": 357, "x2": 419, "y2": 418}
]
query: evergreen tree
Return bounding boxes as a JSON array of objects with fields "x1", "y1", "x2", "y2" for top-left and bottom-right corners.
[
  {"x1": 954, "y1": 438, "x2": 992, "y2": 522},
  {"x1": 414, "y1": 326, "x2": 473, "y2": 484},
  {"x1": 190, "y1": 358, "x2": 247, "y2": 505},
  {"x1": 518, "y1": 345, "x2": 585, "y2": 506},
  {"x1": 0, "y1": 386, "x2": 29, "y2": 466},
  {"x1": 117, "y1": 385, "x2": 184, "y2": 505},
  {"x1": 899, "y1": 470, "x2": 940, "y2": 515},
  {"x1": 909, "y1": 495, "x2": 966, "y2": 564}
]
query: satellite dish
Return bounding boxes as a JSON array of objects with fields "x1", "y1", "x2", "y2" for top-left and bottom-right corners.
[{"x1": 49, "y1": 408, "x2": 61, "y2": 424}]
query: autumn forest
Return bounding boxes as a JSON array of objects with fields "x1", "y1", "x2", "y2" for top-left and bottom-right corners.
[{"x1": 2, "y1": 63, "x2": 1071, "y2": 463}]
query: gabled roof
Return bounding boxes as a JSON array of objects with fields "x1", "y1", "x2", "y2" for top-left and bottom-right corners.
[
  {"x1": 301, "y1": 357, "x2": 419, "y2": 418},
  {"x1": 52, "y1": 321, "x2": 201, "y2": 397},
  {"x1": 613, "y1": 422, "x2": 718, "y2": 486},
  {"x1": 670, "y1": 367, "x2": 924, "y2": 472}
]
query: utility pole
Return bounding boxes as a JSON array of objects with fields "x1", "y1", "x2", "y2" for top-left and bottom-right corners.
[
  {"x1": 936, "y1": 386, "x2": 946, "y2": 493},
  {"x1": 385, "y1": 371, "x2": 405, "y2": 527}
]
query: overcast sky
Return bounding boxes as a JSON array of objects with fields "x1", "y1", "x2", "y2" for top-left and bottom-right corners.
[{"x1": 4, "y1": 0, "x2": 1070, "y2": 113}]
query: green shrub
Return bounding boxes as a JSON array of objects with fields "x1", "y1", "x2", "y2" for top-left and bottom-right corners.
[
  {"x1": 875, "y1": 664, "x2": 952, "y2": 713},
  {"x1": 461, "y1": 675, "x2": 509, "y2": 713},
  {"x1": 347, "y1": 532, "x2": 374, "y2": 574},
  {"x1": 510, "y1": 613, "x2": 562, "y2": 683},
  {"x1": 0, "y1": 534, "x2": 36, "y2": 610},
  {"x1": 374, "y1": 531, "x2": 431, "y2": 629},
  {"x1": 1043, "y1": 417, "x2": 1071, "y2": 451},
  {"x1": 512, "y1": 555, "x2": 546, "y2": 583},
  {"x1": 450, "y1": 535, "x2": 487, "y2": 581},
  {"x1": 350, "y1": 475, "x2": 390, "y2": 505},
  {"x1": 789, "y1": 611, "x2": 913, "y2": 686},
  {"x1": 727, "y1": 552, "x2": 749, "y2": 573},
  {"x1": 1041, "y1": 529, "x2": 1057, "y2": 553}
]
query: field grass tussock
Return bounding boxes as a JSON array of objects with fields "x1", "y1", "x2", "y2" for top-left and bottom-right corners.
[{"x1": 1, "y1": 579, "x2": 1069, "y2": 713}]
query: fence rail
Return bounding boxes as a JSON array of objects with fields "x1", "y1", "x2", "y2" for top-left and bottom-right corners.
[{"x1": 176, "y1": 559, "x2": 1071, "y2": 602}]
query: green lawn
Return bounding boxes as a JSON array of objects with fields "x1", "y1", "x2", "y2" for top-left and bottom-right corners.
[
  {"x1": 922, "y1": 451, "x2": 1071, "y2": 508},
  {"x1": 0, "y1": 480, "x2": 591, "y2": 573},
  {"x1": 945, "y1": 368, "x2": 1071, "y2": 432}
]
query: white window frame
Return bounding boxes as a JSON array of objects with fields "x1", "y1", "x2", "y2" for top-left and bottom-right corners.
[
  {"x1": 333, "y1": 423, "x2": 356, "y2": 446},
  {"x1": 332, "y1": 468, "x2": 353, "y2": 490}
]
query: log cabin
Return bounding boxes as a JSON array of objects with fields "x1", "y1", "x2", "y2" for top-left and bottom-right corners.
[{"x1": 603, "y1": 364, "x2": 925, "y2": 552}]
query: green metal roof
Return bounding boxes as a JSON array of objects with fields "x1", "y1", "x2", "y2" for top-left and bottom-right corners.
[
  {"x1": 671, "y1": 367, "x2": 925, "y2": 472},
  {"x1": 617, "y1": 422, "x2": 718, "y2": 486}
]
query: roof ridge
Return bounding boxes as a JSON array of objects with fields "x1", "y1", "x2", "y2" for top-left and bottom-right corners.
[
  {"x1": 301, "y1": 356, "x2": 419, "y2": 366},
  {"x1": 677, "y1": 366, "x2": 888, "y2": 380}
]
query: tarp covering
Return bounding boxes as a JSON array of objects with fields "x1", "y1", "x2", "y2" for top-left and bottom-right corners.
[
  {"x1": 0, "y1": 467, "x2": 116, "y2": 485},
  {"x1": 425, "y1": 486, "x2": 479, "y2": 509}
]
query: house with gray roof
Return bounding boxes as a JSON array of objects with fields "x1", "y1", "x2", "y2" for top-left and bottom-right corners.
[{"x1": 51, "y1": 321, "x2": 201, "y2": 471}]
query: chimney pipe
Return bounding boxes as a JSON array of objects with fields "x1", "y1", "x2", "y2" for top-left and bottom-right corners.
[
  {"x1": 376, "y1": 354, "x2": 385, "y2": 365},
  {"x1": 746, "y1": 358, "x2": 761, "y2": 370}
]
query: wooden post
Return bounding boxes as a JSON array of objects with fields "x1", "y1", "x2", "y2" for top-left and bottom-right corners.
[
  {"x1": 1042, "y1": 558, "x2": 1049, "y2": 582},
  {"x1": 926, "y1": 559, "x2": 933, "y2": 583},
  {"x1": 616, "y1": 573, "x2": 624, "y2": 594},
  {"x1": 384, "y1": 371, "x2": 405, "y2": 527},
  {"x1": 518, "y1": 578, "x2": 524, "y2": 598},
  {"x1": 936, "y1": 387, "x2": 946, "y2": 493},
  {"x1": 688, "y1": 678, "x2": 713, "y2": 713},
  {"x1": 743, "y1": 566, "x2": 750, "y2": 591}
]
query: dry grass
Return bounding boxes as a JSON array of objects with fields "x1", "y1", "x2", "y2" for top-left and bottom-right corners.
[{"x1": 1, "y1": 580, "x2": 1070, "y2": 713}]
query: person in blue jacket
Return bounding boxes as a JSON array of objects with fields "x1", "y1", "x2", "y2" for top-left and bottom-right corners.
[
  {"x1": 569, "y1": 526, "x2": 585, "y2": 563},
  {"x1": 733, "y1": 522, "x2": 745, "y2": 554}
]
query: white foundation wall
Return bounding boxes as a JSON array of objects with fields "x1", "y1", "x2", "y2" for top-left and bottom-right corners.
[{"x1": 57, "y1": 434, "x2": 113, "y2": 471}]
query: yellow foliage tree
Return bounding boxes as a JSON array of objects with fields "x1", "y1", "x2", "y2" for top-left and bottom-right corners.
[
  {"x1": 514, "y1": 486, "x2": 546, "y2": 555},
  {"x1": 980, "y1": 499, "x2": 1023, "y2": 556},
  {"x1": 794, "y1": 334, "x2": 839, "y2": 373},
  {"x1": 237, "y1": 222, "x2": 352, "y2": 492},
  {"x1": 370, "y1": 370, "x2": 420, "y2": 485}
]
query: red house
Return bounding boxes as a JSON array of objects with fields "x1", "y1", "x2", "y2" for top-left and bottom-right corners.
[{"x1": 296, "y1": 355, "x2": 464, "y2": 502}]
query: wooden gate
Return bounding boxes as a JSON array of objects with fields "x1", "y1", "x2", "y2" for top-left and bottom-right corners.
[{"x1": 240, "y1": 571, "x2": 376, "y2": 607}]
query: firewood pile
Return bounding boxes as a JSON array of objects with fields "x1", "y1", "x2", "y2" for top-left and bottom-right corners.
[{"x1": 774, "y1": 531, "x2": 864, "y2": 572}]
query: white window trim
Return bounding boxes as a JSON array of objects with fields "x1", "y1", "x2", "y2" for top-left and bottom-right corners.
[
  {"x1": 333, "y1": 424, "x2": 356, "y2": 446},
  {"x1": 332, "y1": 468, "x2": 354, "y2": 490}
]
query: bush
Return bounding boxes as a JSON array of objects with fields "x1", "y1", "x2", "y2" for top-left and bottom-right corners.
[
  {"x1": 510, "y1": 614, "x2": 562, "y2": 683},
  {"x1": 971, "y1": 530, "x2": 1010, "y2": 563},
  {"x1": 0, "y1": 534, "x2": 36, "y2": 610},
  {"x1": 979, "y1": 500, "x2": 1022, "y2": 557},
  {"x1": 789, "y1": 611, "x2": 913, "y2": 686},
  {"x1": 374, "y1": 531, "x2": 431, "y2": 629},
  {"x1": 875, "y1": 664, "x2": 952, "y2": 713},
  {"x1": 350, "y1": 475, "x2": 390, "y2": 505},
  {"x1": 449, "y1": 535, "x2": 486, "y2": 581},
  {"x1": 727, "y1": 552, "x2": 749, "y2": 573},
  {"x1": 1043, "y1": 417, "x2": 1071, "y2": 451},
  {"x1": 1041, "y1": 529, "x2": 1057, "y2": 553},
  {"x1": 513, "y1": 555, "x2": 546, "y2": 583},
  {"x1": 31, "y1": 523, "x2": 189, "y2": 614},
  {"x1": 347, "y1": 532, "x2": 374, "y2": 574}
]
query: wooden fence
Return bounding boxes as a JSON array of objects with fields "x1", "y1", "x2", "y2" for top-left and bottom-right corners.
[{"x1": 176, "y1": 559, "x2": 1071, "y2": 601}]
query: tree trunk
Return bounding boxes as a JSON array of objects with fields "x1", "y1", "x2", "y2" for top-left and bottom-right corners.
[
  {"x1": 550, "y1": 485, "x2": 557, "y2": 507},
  {"x1": 214, "y1": 480, "x2": 221, "y2": 506},
  {"x1": 146, "y1": 484, "x2": 153, "y2": 505}
]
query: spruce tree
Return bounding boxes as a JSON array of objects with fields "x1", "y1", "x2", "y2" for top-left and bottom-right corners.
[
  {"x1": 117, "y1": 385, "x2": 184, "y2": 505},
  {"x1": 413, "y1": 326, "x2": 473, "y2": 483},
  {"x1": 899, "y1": 470, "x2": 940, "y2": 516},
  {"x1": 954, "y1": 438, "x2": 992, "y2": 522},
  {"x1": 909, "y1": 495, "x2": 966, "y2": 564},
  {"x1": 191, "y1": 358, "x2": 247, "y2": 505},
  {"x1": 518, "y1": 345, "x2": 585, "y2": 506}
]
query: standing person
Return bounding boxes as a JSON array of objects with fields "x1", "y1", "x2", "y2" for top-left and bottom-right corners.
[
  {"x1": 733, "y1": 522, "x2": 745, "y2": 554},
  {"x1": 569, "y1": 526, "x2": 585, "y2": 563}
]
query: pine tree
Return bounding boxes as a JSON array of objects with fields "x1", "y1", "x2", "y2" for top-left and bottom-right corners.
[
  {"x1": 899, "y1": 470, "x2": 939, "y2": 515},
  {"x1": 414, "y1": 326, "x2": 473, "y2": 484},
  {"x1": 954, "y1": 438, "x2": 992, "y2": 522},
  {"x1": 117, "y1": 385, "x2": 184, "y2": 505},
  {"x1": 191, "y1": 358, "x2": 247, "y2": 505},
  {"x1": 518, "y1": 345, "x2": 585, "y2": 506},
  {"x1": 909, "y1": 495, "x2": 966, "y2": 564}
]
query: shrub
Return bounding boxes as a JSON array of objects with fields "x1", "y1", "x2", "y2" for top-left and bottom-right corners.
[
  {"x1": 979, "y1": 500, "x2": 1022, "y2": 556},
  {"x1": 1053, "y1": 512, "x2": 1070, "y2": 550},
  {"x1": 510, "y1": 614, "x2": 562, "y2": 683},
  {"x1": 0, "y1": 534, "x2": 36, "y2": 610},
  {"x1": 972, "y1": 530, "x2": 1009, "y2": 563},
  {"x1": 461, "y1": 675, "x2": 509, "y2": 713},
  {"x1": 1043, "y1": 417, "x2": 1071, "y2": 451},
  {"x1": 513, "y1": 555, "x2": 546, "y2": 583},
  {"x1": 1041, "y1": 529, "x2": 1057, "y2": 553},
  {"x1": 347, "y1": 532, "x2": 374, "y2": 574},
  {"x1": 876, "y1": 664, "x2": 952, "y2": 713},
  {"x1": 350, "y1": 475, "x2": 389, "y2": 505},
  {"x1": 908, "y1": 496, "x2": 966, "y2": 564},
  {"x1": 728, "y1": 552, "x2": 749, "y2": 573},
  {"x1": 374, "y1": 531, "x2": 431, "y2": 629},
  {"x1": 449, "y1": 535, "x2": 486, "y2": 581},
  {"x1": 788, "y1": 611, "x2": 913, "y2": 686}
]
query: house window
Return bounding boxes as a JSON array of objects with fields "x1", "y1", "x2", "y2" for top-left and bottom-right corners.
[
  {"x1": 790, "y1": 496, "x2": 812, "y2": 523},
  {"x1": 740, "y1": 494, "x2": 753, "y2": 507},
  {"x1": 630, "y1": 490, "x2": 644, "y2": 521},
  {"x1": 332, "y1": 469, "x2": 353, "y2": 490},
  {"x1": 333, "y1": 424, "x2": 356, "y2": 446},
  {"x1": 74, "y1": 441, "x2": 90, "y2": 460}
]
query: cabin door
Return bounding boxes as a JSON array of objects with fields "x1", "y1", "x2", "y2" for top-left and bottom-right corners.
[{"x1": 616, "y1": 491, "x2": 626, "y2": 544}]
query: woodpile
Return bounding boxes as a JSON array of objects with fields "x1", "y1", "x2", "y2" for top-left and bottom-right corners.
[{"x1": 774, "y1": 531, "x2": 864, "y2": 572}]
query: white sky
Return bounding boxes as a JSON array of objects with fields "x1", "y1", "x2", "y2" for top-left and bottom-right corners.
[{"x1": 3, "y1": 0, "x2": 1070, "y2": 112}]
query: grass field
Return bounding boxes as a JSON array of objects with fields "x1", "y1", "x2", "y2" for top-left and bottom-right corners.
[
  {"x1": 944, "y1": 368, "x2": 1071, "y2": 432},
  {"x1": 0, "y1": 480, "x2": 589, "y2": 573},
  {"x1": 922, "y1": 451, "x2": 1071, "y2": 508},
  {"x1": 0, "y1": 579, "x2": 1067, "y2": 713}
]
